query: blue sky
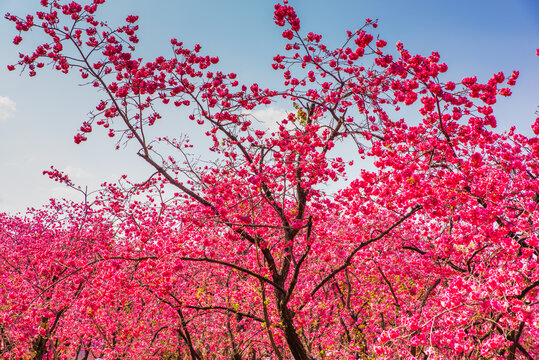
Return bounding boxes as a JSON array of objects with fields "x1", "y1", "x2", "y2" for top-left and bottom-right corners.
[{"x1": 0, "y1": 0, "x2": 538, "y2": 214}]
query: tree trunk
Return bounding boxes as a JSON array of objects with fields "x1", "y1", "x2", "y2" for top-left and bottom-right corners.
[
  {"x1": 278, "y1": 303, "x2": 311, "y2": 360},
  {"x1": 31, "y1": 335, "x2": 48, "y2": 360}
]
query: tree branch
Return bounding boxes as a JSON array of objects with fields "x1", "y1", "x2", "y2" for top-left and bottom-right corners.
[{"x1": 311, "y1": 205, "x2": 421, "y2": 297}]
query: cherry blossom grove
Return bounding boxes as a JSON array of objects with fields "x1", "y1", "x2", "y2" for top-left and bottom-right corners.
[{"x1": 2, "y1": 0, "x2": 539, "y2": 359}]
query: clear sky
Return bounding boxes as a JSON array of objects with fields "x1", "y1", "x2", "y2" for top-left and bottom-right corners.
[{"x1": 1, "y1": 0, "x2": 538, "y2": 214}]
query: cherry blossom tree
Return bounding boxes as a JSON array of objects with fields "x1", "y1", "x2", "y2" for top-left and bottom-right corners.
[{"x1": 3, "y1": 0, "x2": 539, "y2": 359}]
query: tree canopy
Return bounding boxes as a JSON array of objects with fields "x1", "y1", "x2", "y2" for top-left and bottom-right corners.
[{"x1": 2, "y1": 1, "x2": 539, "y2": 359}]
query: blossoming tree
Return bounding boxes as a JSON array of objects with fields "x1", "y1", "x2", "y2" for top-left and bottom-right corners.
[{"x1": 3, "y1": 0, "x2": 539, "y2": 359}]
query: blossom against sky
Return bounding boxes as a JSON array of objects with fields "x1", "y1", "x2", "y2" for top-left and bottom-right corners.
[{"x1": 0, "y1": 0, "x2": 537, "y2": 214}]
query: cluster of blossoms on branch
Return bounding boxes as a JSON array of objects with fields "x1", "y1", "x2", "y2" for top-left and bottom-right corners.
[{"x1": 3, "y1": 0, "x2": 539, "y2": 359}]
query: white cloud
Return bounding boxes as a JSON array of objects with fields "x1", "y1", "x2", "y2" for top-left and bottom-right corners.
[
  {"x1": 50, "y1": 185, "x2": 80, "y2": 200},
  {"x1": 248, "y1": 107, "x2": 289, "y2": 132},
  {"x1": 0, "y1": 96, "x2": 16, "y2": 121},
  {"x1": 62, "y1": 165, "x2": 91, "y2": 180}
]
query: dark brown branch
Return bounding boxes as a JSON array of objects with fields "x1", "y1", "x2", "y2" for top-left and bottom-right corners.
[
  {"x1": 180, "y1": 257, "x2": 286, "y2": 295},
  {"x1": 401, "y1": 245, "x2": 426, "y2": 255},
  {"x1": 516, "y1": 280, "x2": 539, "y2": 300},
  {"x1": 515, "y1": 342, "x2": 535, "y2": 360},
  {"x1": 260, "y1": 280, "x2": 284, "y2": 360},
  {"x1": 466, "y1": 245, "x2": 489, "y2": 273},
  {"x1": 285, "y1": 216, "x2": 313, "y2": 304},
  {"x1": 376, "y1": 265, "x2": 400, "y2": 309},
  {"x1": 184, "y1": 305, "x2": 263, "y2": 323},
  {"x1": 311, "y1": 205, "x2": 421, "y2": 297},
  {"x1": 420, "y1": 278, "x2": 441, "y2": 309},
  {"x1": 401, "y1": 245, "x2": 467, "y2": 273}
]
